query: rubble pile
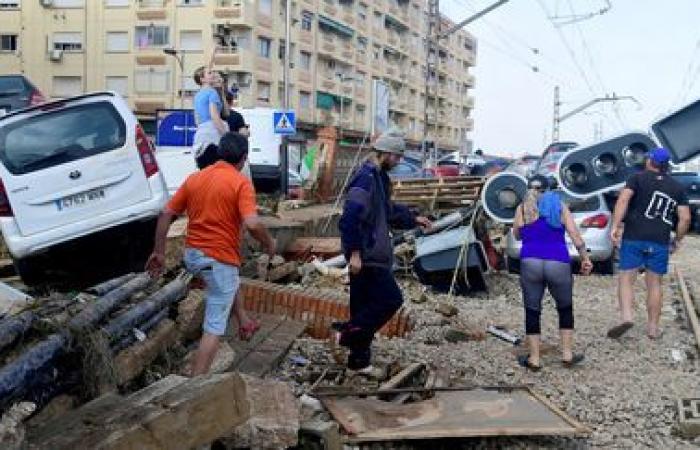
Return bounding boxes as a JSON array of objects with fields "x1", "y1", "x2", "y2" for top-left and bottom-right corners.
[{"x1": 276, "y1": 244, "x2": 700, "y2": 448}]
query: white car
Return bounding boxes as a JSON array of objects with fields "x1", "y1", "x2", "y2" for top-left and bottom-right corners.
[
  {"x1": 0, "y1": 92, "x2": 168, "y2": 284},
  {"x1": 505, "y1": 190, "x2": 615, "y2": 275}
]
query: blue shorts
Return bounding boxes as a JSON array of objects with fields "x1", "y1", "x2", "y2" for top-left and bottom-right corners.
[
  {"x1": 619, "y1": 240, "x2": 670, "y2": 275},
  {"x1": 183, "y1": 248, "x2": 239, "y2": 336}
]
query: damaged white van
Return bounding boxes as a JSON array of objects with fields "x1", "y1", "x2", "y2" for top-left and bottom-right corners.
[{"x1": 0, "y1": 92, "x2": 168, "y2": 285}]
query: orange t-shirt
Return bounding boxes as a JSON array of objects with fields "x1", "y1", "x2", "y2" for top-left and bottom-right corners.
[{"x1": 167, "y1": 161, "x2": 258, "y2": 266}]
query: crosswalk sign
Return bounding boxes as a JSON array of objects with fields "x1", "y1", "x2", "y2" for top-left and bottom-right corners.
[{"x1": 273, "y1": 110, "x2": 296, "y2": 135}]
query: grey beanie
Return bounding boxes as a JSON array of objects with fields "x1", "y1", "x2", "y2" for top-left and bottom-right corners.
[{"x1": 373, "y1": 128, "x2": 406, "y2": 155}]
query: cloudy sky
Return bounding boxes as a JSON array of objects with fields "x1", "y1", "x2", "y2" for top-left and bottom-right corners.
[{"x1": 440, "y1": 0, "x2": 700, "y2": 157}]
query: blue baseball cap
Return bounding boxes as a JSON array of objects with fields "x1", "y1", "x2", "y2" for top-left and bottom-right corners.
[{"x1": 649, "y1": 147, "x2": 671, "y2": 164}]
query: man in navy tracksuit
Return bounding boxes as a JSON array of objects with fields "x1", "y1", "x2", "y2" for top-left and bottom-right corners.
[{"x1": 336, "y1": 129, "x2": 431, "y2": 376}]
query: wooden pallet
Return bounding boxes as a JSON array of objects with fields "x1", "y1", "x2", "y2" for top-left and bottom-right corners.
[{"x1": 392, "y1": 176, "x2": 485, "y2": 211}]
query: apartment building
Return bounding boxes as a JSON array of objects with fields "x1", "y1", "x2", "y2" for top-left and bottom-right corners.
[{"x1": 0, "y1": 0, "x2": 476, "y2": 150}]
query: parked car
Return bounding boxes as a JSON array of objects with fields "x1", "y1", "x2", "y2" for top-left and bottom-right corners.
[
  {"x1": 535, "y1": 141, "x2": 578, "y2": 177},
  {"x1": 0, "y1": 75, "x2": 46, "y2": 115},
  {"x1": 464, "y1": 154, "x2": 487, "y2": 175},
  {"x1": 0, "y1": 92, "x2": 169, "y2": 285},
  {"x1": 671, "y1": 171, "x2": 700, "y2": 231},
  {"x1": 507, "y1": 155, "x2": 540, "y2": 177},
  {"x1": 505, "y1": 190, "x2": 614, "y2": 274},
  {"x1": 389, "y1": 160, "x2": 432, "y2": 179}
]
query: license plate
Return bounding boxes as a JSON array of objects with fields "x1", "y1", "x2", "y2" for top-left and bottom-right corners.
[{"x1": 55, "y1": 188, "x2": 105, "y2": 211}]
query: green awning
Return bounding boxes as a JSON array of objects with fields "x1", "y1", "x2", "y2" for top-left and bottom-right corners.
[
  {"x1": 385, "y1": 15, "x2": 408, "y2": 30},
  {"x1": 318, "y1": 15, "x2": 354, "y2": 38},
  {"x1": 316, "y1": 91, "x2": 352, "y2": 109}
]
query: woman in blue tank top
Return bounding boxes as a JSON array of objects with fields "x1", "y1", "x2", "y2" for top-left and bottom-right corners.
[{"x1": 512, "y1": 176, "x2": 593, "y2": 371}]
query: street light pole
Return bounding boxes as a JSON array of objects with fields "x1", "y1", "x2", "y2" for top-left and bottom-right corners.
[
  {"x1": 163, "y1": 48, "x2": 185, "y2": 109},
  {"x1": 280, "y1": 0, "x2": 292, "y2": 198}
]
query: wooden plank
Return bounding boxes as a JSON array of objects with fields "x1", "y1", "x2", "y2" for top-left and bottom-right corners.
[
  {"x1": 231, "y1": 316, "x2": 306, "y2": 377},
  {"x1": 379, "y1": 363, "x2": 425, "y2": 392},
  {"x1": 676, "y1": 267, "x2": 700, "y2": 353}
]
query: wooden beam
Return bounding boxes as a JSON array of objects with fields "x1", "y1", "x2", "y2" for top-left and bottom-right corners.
[{"x1": 676, "y1": 267, "x2": 700, "y2": 353}]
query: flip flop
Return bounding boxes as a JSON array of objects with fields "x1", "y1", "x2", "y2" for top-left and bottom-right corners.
[
  {"x1": 517, "y1": 354, "x2": 542, "y2": 372},
  {"x1": 562, "y1": 353, "x2": 585, "y2": 368},
  {"x1": 607, "y1": 322, "x2": 633, "y2": 339},
  {"x1": 238, "y1": 319, "x2": 260, "y2": 341},
  {"x1": 647, "y1": 329, "x2": 664, "y2": 340}
]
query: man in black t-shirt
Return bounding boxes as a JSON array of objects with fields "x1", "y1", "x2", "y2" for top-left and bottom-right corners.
[{"x1": 607, "y1": 148, "x2": 691, "y2": 340}]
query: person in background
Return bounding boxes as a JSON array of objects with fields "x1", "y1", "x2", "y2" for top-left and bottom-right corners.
[
  {"x1": 607, "y1": 148, "x2": 691, "y2": 340},
  {"x1": 335, "y1": 129, "x2": 432, "y2": 378},
  {"x1": 512, "y1": 175, "x2": 593, "y2": 371},
  {"x1": 146, "y1": 133, "x2": 275, "y2": 375},
  {"x1": 192, "y1": 49, "x2": 229, "y2": 162}
]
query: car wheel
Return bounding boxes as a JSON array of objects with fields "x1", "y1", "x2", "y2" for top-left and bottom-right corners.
[
  {"x1": 507, "y1": 256, "x2": 520, "y2": 274},
  {"x1": 13, "y1": 256, "x2": 45, "y2": 286},
  {"x1": 597, "y1": 256, "x2": 615, "y2": 275}
]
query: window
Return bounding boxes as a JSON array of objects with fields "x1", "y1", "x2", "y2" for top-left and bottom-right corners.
[
  {"x1": 257, "y1": 81, "x2": 271, "y2": 102},
  {"x1": 258, "y1": 0, "x2": 272, "y2": 15},
  {"x1": 0, "y1": 101, "x2": 127, "y2": 176},
  {"x1": 373, "y1": 12, "x2": 383, "y2": 28},
  {"x1": 52, "y1": 0, "x2": 84, "y2": 6},
  {"x1": 134, "y1": 69, "x2": 170, "y2": 93},
  {"x1": 357, "y1": 3, "x2": 367, "y2": 21},
  {"x1": 105, "y1": 0, "x2": 129, "y2": 6},
  {"x1": 357, "y1": 104, "x2": 365, "y2": 121},
  {"x1": 299, "y1": 51, "x2": 311, "y2": 70},
  {"x1": 53, "y1": 32, "x2": 83, "y2": 52},
  {"x1": 372, "y1": 44, "x2": 380, "y2": 61},
  {"x1": 179, "y1": 0, "x2": 203, "y2": 5},
  {"x1": 52, "y1": 76, "x2": 82, "y2": 97},
  {"x1": 0, "y1": 35, "x2": 17, "y2": 52},
  {"x1": 257, "y1": 37, "x2": 271, "y2": 58},
  {"x1": 301, "y1": 11, "x2": 313, "y2": 31},
  {"x1": 356, "y1": 36, "x2": 367, "y2": 51},
  {"x1": 180, "y1": 30, "x2": 202, "y2": 51},
  {"x1": 300, "y1": 91, "x2": 311, "y2": 110},
  {"x1": 135, "y1": 26, "x2": 169, "y2": 48},
  {"x1": 0, "y1": 1, "x2": 20, "y2": 8},
  {"x1": 105, "y1": 76, "x2": 129, "y2": 97},
  {"x1": 278, "y1": 40, "x2": 285, "y2": 59},
  {"x1": 105, "y1": 32, "x2": 129, "y2": 52}
]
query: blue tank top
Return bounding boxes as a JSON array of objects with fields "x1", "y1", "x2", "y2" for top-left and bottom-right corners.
[{"x1": 520, "y1": 217, "x2": 570, "y2": 263}]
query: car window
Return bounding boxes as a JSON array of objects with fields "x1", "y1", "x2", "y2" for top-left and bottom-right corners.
[
  {"x1": 392, "y1": 163, "x2": 415, "y2": 174},
  {"x1": 0, "y1": 101, "x2": 127, "y2": 175},
  {"x1": 0, "y1": 77, "x2": 25, "y2": 94},
  {"x1": 555, "y1": 190, "x2": 601, "y2": 212}
]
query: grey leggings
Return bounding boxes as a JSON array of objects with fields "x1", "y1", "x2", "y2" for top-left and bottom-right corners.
[{"x1": 520, "y1": 258, "x2": 574, "y2": 335}]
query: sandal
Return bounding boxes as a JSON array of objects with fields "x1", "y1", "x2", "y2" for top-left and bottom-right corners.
[
  {"x1": 606, "y1": 322, "x2": 633, "y2": 339},
  {"x1": 238, "y1": 319, "x2": 260, "y2": 341},
  {"x1": 517, "y1": 354, "x2": 542, "y2": 372},
  {"x1": 562, "y1": 353, "x2": 585, "y2": 368}
]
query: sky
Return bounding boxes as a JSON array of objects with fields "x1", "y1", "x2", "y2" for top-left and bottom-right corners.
[{"x1": 440, "y1": 0, "x2": 700, "y2": 157}]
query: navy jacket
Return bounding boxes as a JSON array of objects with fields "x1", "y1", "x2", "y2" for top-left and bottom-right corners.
[{"x1": 339, "y1": 161, "x2": 416, "y2": 269}]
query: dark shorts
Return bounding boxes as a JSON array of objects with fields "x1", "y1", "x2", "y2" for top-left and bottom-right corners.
[{"x1": 619, "y1": 239, "x2": 670, "y2": 275}]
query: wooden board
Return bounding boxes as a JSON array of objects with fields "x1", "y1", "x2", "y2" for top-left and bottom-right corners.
[
  {"x1": 229, "y1": 313, "x2": 306, "y2": 377},
  {"x1": 321, "y1": 386, "x2": 591, "y2": 443}
]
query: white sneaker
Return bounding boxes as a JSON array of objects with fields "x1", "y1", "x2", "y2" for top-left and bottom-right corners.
[{"x1": 347, "y1": 365, "x2": 385, "y2": 380}]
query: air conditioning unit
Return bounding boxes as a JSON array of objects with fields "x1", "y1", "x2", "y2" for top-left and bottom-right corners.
[
  {"x1": 49, "y1": 49, "x2": 63, "y2": 62},
  {"x1": 40, "y1": 0, "x2": 53, "y2": 7}
]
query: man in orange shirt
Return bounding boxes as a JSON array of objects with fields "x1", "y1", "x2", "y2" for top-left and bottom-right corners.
[{"x1": 146, "y1": 132, "x2": 275, "y2": 375}]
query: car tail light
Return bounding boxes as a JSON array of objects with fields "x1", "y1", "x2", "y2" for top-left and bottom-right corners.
[
  {"x1": 0, "y1": 179, "x2": 13, "y2": 217},
  {"x1": 136, "y1": 125, "x2": 159, "y2": 177},
  {"x1": 581, "y1": 213, "x2": 609, "y2": 228},
  {"x1": 29, "y1": 89, "x2": 46, "y2": 106}
]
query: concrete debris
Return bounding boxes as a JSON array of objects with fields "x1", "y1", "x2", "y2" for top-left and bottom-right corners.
[
  {"x1": 435, "y1": 302, "x2": 459, "y2": 317},
  {"x1": 114, "y1": 319, "x2": 179, "y2": 385},
  {"x1": 175, "y1": 289, "x2": 204, "y2": 341},
  {"x1": 0, "y1": 402, "x2": 35, "y2": 450},
  {"x1": 218, "y1": 374, "x2": 300, "y2": 450},
  {"x1": 267, "y1": 261, "x2": 300, "y2": 283},
  {"x1": 27, "y1": 373, "x2": 250, "y2": 450},
  {"x1": 678, "y1": 398, "x2": 700, "y2": 438},
  {"x1": 182, "y1": 341, "x2": 236, "y2": 376},
  {"x1": 299, "y1": 418, "x2": 342, "y2": 450}
]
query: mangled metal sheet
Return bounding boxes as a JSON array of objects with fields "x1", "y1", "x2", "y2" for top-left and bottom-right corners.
[{"x1": 320, "y1": 386, "x2": 590, "y2": 443}]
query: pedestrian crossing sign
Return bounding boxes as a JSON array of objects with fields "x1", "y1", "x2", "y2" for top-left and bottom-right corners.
[{"x1": 273, "y1": 110, "x2": 296, "y2": 135}]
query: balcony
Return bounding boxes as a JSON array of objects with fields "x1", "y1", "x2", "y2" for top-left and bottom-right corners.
[
  {"x1": 136, "y1": 0, "x2": 167, "y2": 20},
  {"x1": 299, "y1": 30, "x2": 314, "y2": 46},
  {"x1": 213, "y1": 47, "x2": 255, "y2": 72},
  {"x1": 463, "y1": 95, "x2": 474, "y2": 108},
  {"x1": 135, "y1": 53, "x2": 167, "y2": 65},
  {"x1": 355, "y1": 51, "x2": 368, "y2": 67},
  {"x1": 465, "y1": 117, "x2": 474, "y2": 130},
  {"x1": 213, "y1": 1, "x2": 255, "y2": 25},
  {"x1": 255, "y1": 56, "x2": 272, "y2": 72},
  {"x1": 322, "y1": 2, "x2": 338, "y2": 17},
  {"x1": 297, "y1": 71, "x2": 312, "y2": 86},
  {"x1": 320, "y1": 74, "x2": 337, "y2": 92},
  {"x1": 318, "y1": 34, "x2": 338, "y2": 58}
]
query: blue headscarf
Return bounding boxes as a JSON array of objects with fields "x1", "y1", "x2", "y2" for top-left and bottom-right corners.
[{"x1": 537, "y1": 191, "x2": 562, "y2": 228}]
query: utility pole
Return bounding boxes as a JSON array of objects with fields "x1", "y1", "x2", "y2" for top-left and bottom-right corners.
[
  {"x1": 421, "y1": 0, "x2": 510, "y2": 167},
  {"x1": 280, "y1": 0, "x2": 292, "y2": 198},
  {"x1": 552, "y1": 86, "x2": 561, "y2": 142},
  {"x1": 553, "y1": 90, "x2": 640, "y2": 142}
]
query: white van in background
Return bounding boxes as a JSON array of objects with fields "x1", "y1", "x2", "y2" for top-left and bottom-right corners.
[
  {"x1": 0, "y1": 92, "x2": 169, "y2": 285},
  {"x1": 155, "y1": 107, "x2": 282, "y2": 194}
]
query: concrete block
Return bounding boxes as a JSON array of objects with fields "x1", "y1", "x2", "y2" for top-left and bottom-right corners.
[{"x1": 678, "y1": 398, "x2": 700, "y2": 438}]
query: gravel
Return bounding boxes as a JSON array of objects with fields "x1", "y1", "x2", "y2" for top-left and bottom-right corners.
[{"x1": 275, "y1": 236, "x2": 700, "y2": 449}]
